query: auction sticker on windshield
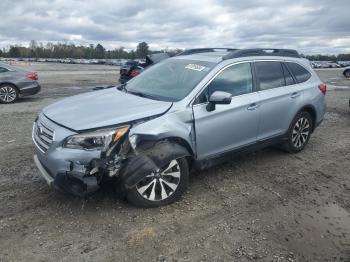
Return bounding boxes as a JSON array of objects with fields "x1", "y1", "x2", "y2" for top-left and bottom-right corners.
[{"x1": 185, "y1": 64, "x2": 207, "y2": 71}]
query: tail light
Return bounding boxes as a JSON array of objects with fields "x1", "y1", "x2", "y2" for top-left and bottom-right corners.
[
  {"x1": 130, "y1": 70, "x2": 140, "y2": 77},
  {"x1": 26, "y1": 72, "x2": 38, "y2": 81},
  {"x1": 318, "y1": 83, "x2": 327, "y2": 95}
]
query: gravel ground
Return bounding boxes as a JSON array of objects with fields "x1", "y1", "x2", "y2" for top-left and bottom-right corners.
[{"x1": 0, "y1": 63, "x2": 349, "y2": 262}]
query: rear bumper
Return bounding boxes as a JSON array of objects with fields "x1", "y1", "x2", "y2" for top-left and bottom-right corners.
[{"x1": 20, "y1": 82, "x2": 41, "y2": 96}]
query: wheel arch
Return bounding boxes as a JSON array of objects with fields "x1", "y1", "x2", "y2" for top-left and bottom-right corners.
[
  {"x1": 157, "y1": 136, "x2": 194, "y2": 157},
  {"x1": 121, "y1": 137, "x2": 193, "y2": 188},
  {"x1": 298, "y1": 105, "x2": 317, "y2": 132},
  {"x1": 0, "y1": 82, "x2": 20, "y2": 92},
  {"x1": 343, "y1": 69, "x2": 350, "y2": 78},
  {"x1": 165, "y1": 137, "x2": 195, "y2": 167},
  {"x1": 133, "y1": 135, "x2": 195, "y2": 160},
  {"x1": 140, "y1": 136, "x2": 195, "y2": 168}
]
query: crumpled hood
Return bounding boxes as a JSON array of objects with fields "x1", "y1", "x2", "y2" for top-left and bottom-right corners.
[{"x1": 43, "y1": 88, "x2": 172, "y2": 131}]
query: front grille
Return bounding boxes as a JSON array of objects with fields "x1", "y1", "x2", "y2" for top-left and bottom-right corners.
[{"x1": 33, "y1": 116, "x2": 54, "y2": 153}]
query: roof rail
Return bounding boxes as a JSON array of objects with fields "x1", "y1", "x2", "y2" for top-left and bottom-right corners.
[
  {"x1": 177, "y1": 48, "x2": 237, "y2": 56},
  {"x1": 223, "y1": 49, "x2": 301, "y2": 60}
]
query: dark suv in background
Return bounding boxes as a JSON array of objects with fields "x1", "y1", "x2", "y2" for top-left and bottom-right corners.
[{"x1": 119, "y1": 53, "x2": 170, "y2": 83}]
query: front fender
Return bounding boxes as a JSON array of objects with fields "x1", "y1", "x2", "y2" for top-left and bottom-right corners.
[{"x1": 129, "y1": 110, "x2": 195, "y2": 155}]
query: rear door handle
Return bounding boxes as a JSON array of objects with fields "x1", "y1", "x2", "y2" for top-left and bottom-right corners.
[
  {"x1": 291, "y1": 92, "x2": 300, "y2": 99},
  {"x1": 247, "y1": 103, "x2": 259, "y2": 110}
]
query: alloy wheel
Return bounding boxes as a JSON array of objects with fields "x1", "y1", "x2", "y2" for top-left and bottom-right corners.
[
  {"x1": 292, "y1": 117, "x2": 310, "y2": 148},
  {"x1": 0, "y1": 86, "x2": 17, "y2": 103},
  {"x1": 136, "y1": 160, "x2": 181, "y2": 201}
]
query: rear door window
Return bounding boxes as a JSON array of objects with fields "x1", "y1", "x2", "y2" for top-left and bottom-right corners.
[
  {"x1": 255, "y1": 61, "x2": 285, "y2": 90},
  {"x1": 285, "y1": 62, "x2": 311, "y2": 83}
]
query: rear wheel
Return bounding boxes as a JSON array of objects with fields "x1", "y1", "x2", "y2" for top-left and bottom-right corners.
[
  {"x1": 0, "y1": 84, "x2": 19, "y2": 103},
  {"x1": 126, "y1": 158, "x2": 189, "y2": 207},
  {"x1": 282, "y1": 111, "x2": 313, "y2": 153}
]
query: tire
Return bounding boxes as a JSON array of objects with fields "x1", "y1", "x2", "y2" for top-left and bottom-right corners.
[
  {"x1": 282, "y1": 111, "x2": 313, "y2": 153},
  {"x1": 0, "y1": 84, "x2": 19, "y2": 104},
  {"x1": 344, "y1": 70, "x2": 350, "y2": 79},
  {"x1": 126, "y1": 157, "x2": 189, "y2": 208}
]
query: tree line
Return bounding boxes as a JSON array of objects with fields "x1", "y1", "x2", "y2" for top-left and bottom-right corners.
[
  {"x1": 303, "y1": 54, "x2": 350, "y2": 61},
  {"x1": 0, "y1": 41, "x2": 152, "y2": 59},
  {"x1": 0, "y1": 40, "x2": 349, "y2": 61}
]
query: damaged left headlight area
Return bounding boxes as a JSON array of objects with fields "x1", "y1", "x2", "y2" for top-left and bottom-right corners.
[
  {"x1": 63, "y1": 126, "x2": 129, "y2": 151},
  {"x1": 58, "y1": 125, "x2": 134, "y2": 196}
]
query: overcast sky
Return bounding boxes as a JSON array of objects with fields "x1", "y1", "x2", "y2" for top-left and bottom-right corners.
[{"x1": 0, "y1": 0, "x2": 349, "y2": 54}]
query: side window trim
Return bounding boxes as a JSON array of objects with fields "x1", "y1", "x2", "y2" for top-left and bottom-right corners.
[
  {"x1": 251, "y1": 61, "x2": 259, "y2": 93},
  {"x1": 193, "y1": 61, "x2": 254, "y2": 105},
  {"x1": 281, "y1": 62, "x2": 287, "y2": 86},
  {"x1": 192, "y1": 58, "x2": 309, "y2": 105}
]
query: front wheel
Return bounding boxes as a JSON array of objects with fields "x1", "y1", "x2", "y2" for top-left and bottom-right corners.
[
  {"x1": 126, "y1": 158, "x2": 189, "y2": 207},
  {"x1": 282, "y1": 111, "x2": 313, "y2": 153}
]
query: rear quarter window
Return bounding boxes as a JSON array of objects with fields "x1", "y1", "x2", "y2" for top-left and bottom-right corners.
[{"x1": 286, "y1": 62, "x2": 311, "y2": 83}]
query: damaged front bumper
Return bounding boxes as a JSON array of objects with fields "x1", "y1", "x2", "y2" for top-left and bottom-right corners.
[
  {"x1": 33, "y1": 154, "x2": 99, "y2": 196},
  {"x1": 32, "y1": 114, "x2": 133, "y2": 197},
  {"x1": 33, "y1": 154, "x2": 54, "y2": 186}
]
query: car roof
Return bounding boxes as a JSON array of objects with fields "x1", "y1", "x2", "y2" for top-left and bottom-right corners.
[
  {"x1": 0, "y1": 62, "x2": 12, "y2": 68},
  {"x1": 0, "y1": 62, "x2": 18, "y2": 70},
  {"x1": 0, "y1": 62, "x2": 29, "y2": 72}
]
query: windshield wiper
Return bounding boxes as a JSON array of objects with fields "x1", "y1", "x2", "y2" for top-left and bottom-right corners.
[
  {"x1": 117, "y1": 82, "x2": 158, "y2": 100},
  {"x1": 116, "y1": 83, "x2": 128, "y2": 92},
  {"x1": 127, "y1": 90, "x2": 160, "y2": 100}
]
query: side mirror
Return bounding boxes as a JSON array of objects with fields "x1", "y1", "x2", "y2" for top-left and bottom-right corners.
[{"x1": 206, "y1": 91, "x2": 232, "y2": 111}]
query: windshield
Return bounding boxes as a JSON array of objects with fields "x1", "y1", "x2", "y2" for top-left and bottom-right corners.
[{"x1": 126, "y1": 58, "x2": 215, "y2": 102}]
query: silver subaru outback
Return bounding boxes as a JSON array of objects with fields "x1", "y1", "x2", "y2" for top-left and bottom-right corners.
[{"x1": 32, "y1": 48, "x2": 326, "y2": 207}]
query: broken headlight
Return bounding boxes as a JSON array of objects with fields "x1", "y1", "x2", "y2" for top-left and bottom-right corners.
[{"x1": 63, "y1": 126, "x2": 129, "y2": 151}]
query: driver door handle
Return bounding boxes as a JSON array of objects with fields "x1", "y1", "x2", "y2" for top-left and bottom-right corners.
[
  {"x1": 291, "y1": 92, "x2": 300, "y2": 99},
  {"x1": 247, "y1": 103, "x2": 259, "y2": 111}
]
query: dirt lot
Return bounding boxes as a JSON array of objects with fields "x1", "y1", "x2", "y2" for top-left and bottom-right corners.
[{"x1": 0, "y1": 63, "x2": 349, "y2": 262}]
